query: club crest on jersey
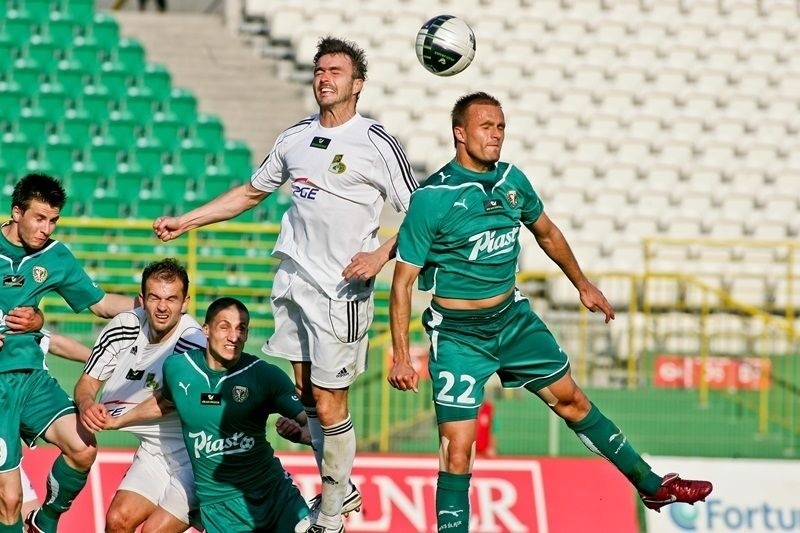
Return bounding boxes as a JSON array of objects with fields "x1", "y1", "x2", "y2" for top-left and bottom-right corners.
[
  {"x1": 145, "y1": 372, "x2": 158, "y2": 390},
  {"x1": 231, "y1": 385, "x2": 249, "y2": 403},
  {"x1": 506, "y1": 190, "x2": 518, "y2": 208},
  {"x1": 32, "y1": 266, "x2": 47, "y2": 283},
  {"x1": 328, "y1": 154, "x2": 346, "y2": 174}
]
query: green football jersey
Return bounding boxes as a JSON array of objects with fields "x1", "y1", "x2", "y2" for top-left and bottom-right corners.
[
  {"x1": 0, "y1": 228, "x2": 105, "y2": 372},
  {"x1": 397, "y1": 160, "x2": 543, "y2": 299},
  {"x1": 161, "y1": 349, "x2": 304, "y2": 505}
]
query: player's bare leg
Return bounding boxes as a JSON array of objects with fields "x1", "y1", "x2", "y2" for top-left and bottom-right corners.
[
  {"x1": 105, "y1": 490, "x2": 157, "y2": 533},
  {"x1": 0, "y1": 468, "x2": 24, "y2": 531},
  {"x1": 435, "y1": 420, "x2": 476, "y2": 533}
]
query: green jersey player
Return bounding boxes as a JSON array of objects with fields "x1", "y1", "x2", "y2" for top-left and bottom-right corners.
[
  {"x1": 388, "y1": 92, "x2": 713, "y2": 532},
  {"x1": 109, "y1": 297, "x2": 310, "y2": 533},
  {"x1": 0, "y1": 173, "x2": 135, "y2": 533}
]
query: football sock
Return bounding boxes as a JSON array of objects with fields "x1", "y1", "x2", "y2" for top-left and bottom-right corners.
[
  {"x1": 0, "y1": 518, "x2": 22, "y2": 531},
  {"x1": 436, "y1": 472, "x2": 471, "y2": 533},
  {"x1": 567, "y1": 403, "x2": 662, "y2": 494},
  {"x1": 319, "y1": 415, "x2": 356, "y2": 520},
  {"x1": 37, "y1": 454, "x2": 89, "y2": 532},
  {"x1": 305, "y1": 406, "x2": 325, "y2": 472}
]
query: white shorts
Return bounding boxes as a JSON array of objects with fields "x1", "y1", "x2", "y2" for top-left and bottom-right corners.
[
  {"x1": 264, "y1": 260, "x2": 373, "y2": 388},
  {"x1": 117, "y1": 446, "x2": 197, "y2": 525},
  {"x1": 20, "y1": 466, "x2": 37, "y2": 504}
]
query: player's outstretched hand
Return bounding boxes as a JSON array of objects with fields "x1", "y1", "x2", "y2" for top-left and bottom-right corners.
[
  {"x1": 4, "y1": 307, "x2": 44, "y2": 333},
  {"x1": 388, "y1": 361, "x2": 419, "y2": 393},
  {"x1": 153, "y1": 216, "x2": 185, "y2": 242},
  {"x1": 276, "y1": 416, "x2": 311, "y2": 446},
  {"x1": 579, "y1": 283, "x2": 615, "y2": 323},
  {"x1": 343, "y1": 250, "x2": 385, "y2": 282}
]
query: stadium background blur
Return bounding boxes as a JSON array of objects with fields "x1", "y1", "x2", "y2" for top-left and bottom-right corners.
[{"x1": 1, "y1": 0, "x2": 798, "y2": 531}]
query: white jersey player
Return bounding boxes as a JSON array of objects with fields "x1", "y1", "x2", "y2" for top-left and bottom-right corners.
[
  {"x1": 153, "y1": 37, "x2": 418, "y2": 533},
  {"x1": 74, "y1": 259, "x2": 206, "y2": 533}
]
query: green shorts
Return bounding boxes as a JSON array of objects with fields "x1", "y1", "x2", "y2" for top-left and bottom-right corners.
[
  {"x1": 0, "y1": 370, "x2": 76, "y2": 471},
  {"x1": 423, "y1": 290, "x2": 570, "y2": 423},
  {"x1": 200, "y1": 480, "x2": 309, "y2": 533}
]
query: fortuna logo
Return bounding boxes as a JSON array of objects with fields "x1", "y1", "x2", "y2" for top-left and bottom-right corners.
[
  {"x1": 188, "y1": 430, "x2": 255, "y2": 459},
  {"x1": 467, "y1": 227, "x2": 520, "y2": 260}
]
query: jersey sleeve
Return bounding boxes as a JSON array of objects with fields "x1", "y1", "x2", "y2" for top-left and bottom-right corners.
[
  {"x1": 174, "y1": 326, "x2": 206, "y2": 354},
  {"x1": 396, "y1": 189, "x2": 440, "y2": 268},
  {"x1": 160, "y1": 355, "x2": 176, "y2": 403},
  {"x1": 263, "y1": 362, "x2": 304, "y2": 419},
  {"x1": 83, "y1": 312, "x2": 139, "y2": 381},
  {"x1": 516, "y1": 167, "x2": 544, "y2": 226},
  {"x1": 54, "y1": 246, "x2": 105, "y2": 312},
  {"x1": 367, "y1": 124, "x2": 419, "y2": 213}
]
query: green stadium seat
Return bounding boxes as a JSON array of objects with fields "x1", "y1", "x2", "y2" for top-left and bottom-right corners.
[
  {"x1": 3, "y1": 11, "x2": 35, "y2": 45},
  {"x1": 90, "y1": 196, "x2": 131, "y2": 218},
  {"x1": 124, "y1": 85, "x2": 156, "y2": 120},
  {"x1": 202, "y1": 164, "x2": 236, "y2": 199},
  {"x1": 114, "y1": 38, "x2": 146, "y2": 75},
  {"x1": 115, "y1": 165, "x2": 151, "y2": 199},
  {"x1": 11, "y1": 57, "x2": 44, "y2": 95},
  {"x1": 167, "y1": 87, "x2": 197, "y2": 124},
  {"x1": 79, "y1": 83, "x2": 112, "y2": 120},
  {"x1": 46, "y1": 13, "x2": 79, "y2": 49},
  {"x1": 59, "y1": 108, "x2": 97, "y2": 143},
  {"x1": 18, "y1": 0, "x2": 53, "y2": 24},
  {"x1": 53, "y1": 59, "x2": 89, "y2": 99},
  {"x1": 43, "y1": 135, "x2": 79, "y2": 176},
  {"x1": 87, "y1": 136, "x2": 122, "y2": 176},
  {"x1": 65, "y1": 167, "x2": 107, "y2": 199},
  {"x1": 149, "y1": 112, "x2": 183, "y2": 151},
  {"x1": 69, "y1": 36, "x2": 104, "y2": 71},
  {"x1": 36, "y1": 80, "x2": 70, "y2": 121},
  {"x1": 136, "y1": 196, "x2": 178, "y2": 219},
  {"x1": 0, "y1": 132, "x2": 32, "y2": 172},
  {"x1": 0, "y1": 37, "x2": 18, "y2": 71},
  {"x1": 61, "y1": 0, "x2": 94, "y2": 25},
  {"x1": 176, "y1": 140, "x2": 211, "y2": 176},
  {"x1": 132, "y1": 138, "x2": 168, "y2": 176},
  {"x1": 15, "y1": 106, "x2": 50, "y2": 144},
  {"x1": 105, "y1": 110, "x2": 140, "y2": 148},
  {"x1": 220, "y1": 139, "x2": 252, "y2": 177},
  {"x1": 158, "y1": 162, "x2": 190, "y2": 198},
  {"x1": 99, "y1": 61, "x2": 132, "y2": 100},
  {"x1": 0, "y1": 81, "x2": 24, "y2": 121},
  {"x1": 138, "y1": 63, "x2": 171, "y2": 100},
  {"x1": 90, "y1": 12, "x2": 119, "y2": 49},
  {"x1": 24, "y1": 35, "x2": 59, "y2": 73},
  {"x1": 191, "y1": 113, "x2": 224, "y2": 151}
]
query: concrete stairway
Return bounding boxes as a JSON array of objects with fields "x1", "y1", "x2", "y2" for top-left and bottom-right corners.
[{"x1": 107, "y1": 10, "x2": 310, "y2": 165}]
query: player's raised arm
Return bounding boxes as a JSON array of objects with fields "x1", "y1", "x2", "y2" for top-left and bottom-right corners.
[
  {"x1": 74, "y1": 373, "x2": 107, "y2": 433},
  {"x1": 153, "y1": 183, "x2": 268, "y2": 242},
  {"x1": 46, "y1": 332, "x2": 91, "y2": 363},
  {"x1": 89, "y1": 293, "x2": 137, "y2": 319},
  {"x1": 103, "y1": 392, "x2": 174, "y2": 430}
]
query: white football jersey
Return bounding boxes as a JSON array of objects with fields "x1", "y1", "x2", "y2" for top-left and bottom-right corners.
[
  {"x1": 251, "y1": 113, "x2": 418, "y2": 300},
  {"x1": 83, "y1": 308, "x2": 206, "y2": 456}
]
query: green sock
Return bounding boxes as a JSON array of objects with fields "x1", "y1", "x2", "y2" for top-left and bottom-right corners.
[
  {"x1": 436, "y1": 471, "x2": 471, "y2": 533},
  {"x1": 0, "y1": 517, "x2": 22, "y2": 532},
  {"x1": 567, "y1": 403, "x2": 662, "y2": 494},
  {"x1": 37, "y1": 455, "x2": 90, "y2": 533}
]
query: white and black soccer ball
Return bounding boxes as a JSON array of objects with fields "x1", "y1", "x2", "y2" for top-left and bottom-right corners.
[{"x1": 415, "y1": 15, "x2": 476, "y2": 77}]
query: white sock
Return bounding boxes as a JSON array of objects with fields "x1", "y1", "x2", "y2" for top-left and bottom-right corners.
[
  {"x1": 305, "y1": 406, "x2": 324, "y2": 472},
  {"x1": 319, "y1": 414, "x2": 356, "y2": 520}
]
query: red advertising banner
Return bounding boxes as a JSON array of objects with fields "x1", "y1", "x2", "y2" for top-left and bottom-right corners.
[
  {"x1": 653, "y1": 355, "x2": 771, "y2": 390},
  {"x1": 22, "y1": 448, "x2": 638, "y2": 532}
]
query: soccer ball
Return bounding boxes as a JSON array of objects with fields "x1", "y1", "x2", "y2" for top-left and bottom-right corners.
[{"x1": 415, "y1": 15, "x2": 476, "y2": 76}]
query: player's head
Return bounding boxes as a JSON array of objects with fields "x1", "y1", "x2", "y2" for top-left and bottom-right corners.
[
  {"x1": 203, "y1": 297, "x2": 250, "y2": 370},
  {"x1": 451, "y1": 92, "x2": 505, "y2": 171},
  {"x1": 9, "y1": 173, "x2": 67, "y2": 251},
  {"x1": 140, "y1": 258, "x2": 190, "y2": 340},
  {"x1": 313, "y1": 36, "x2": 367, "y2": 109}
]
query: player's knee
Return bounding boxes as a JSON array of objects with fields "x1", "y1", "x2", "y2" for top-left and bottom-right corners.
[
  {"x1": 105, "y1": 505, "x2": 137, "y2": 533},
  {"x1": 0, "y1": 489, "x2": 22, "y2": 523},
  {"x1": 65, "y1": 444, "x2": 97, "y2": 471},
  {"x1": 440, "y1": 436, "x2": 474, "y2": 474}
]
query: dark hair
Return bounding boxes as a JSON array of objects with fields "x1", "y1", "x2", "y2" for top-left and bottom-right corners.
[
  {"x1": 141, "y1": 258, "x2": 189, "y2": 297},
  {"x1": 314, "y1": 36, "x2": 368, "y2": 80},
  {"x1": 451, "y1": 92, "x2": 503, "y2": 129},
  {"x1": 12, "y1": 173, "x2": 67, "y2": 212},
  {"x1": 204, "y1": 297, "x2": 249, "y2": 325}
]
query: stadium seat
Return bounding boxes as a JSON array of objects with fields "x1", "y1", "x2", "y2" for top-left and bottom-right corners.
[
  {"x1": 167, "y1": 87, "x2": 198, "y2": 124},
  {"x1": 105, "y1": 110, "x2": 141, "y2": 148},
  {"x1": 59, "y1": 108, "x2": 97, "y2": 143},
  {"x1": 99, "y1": 61, "x2": 133, "y2": 100},
  {"x1": 138, "y1": 63, "x2": 171, "y2": 100},
  {"x1": 87, "y1": 136, "x2": 123, "y2": 176},
  {"x1": 0, "y1": 132, "x2": 31, "y2": 173},
  {"x1": 192, "y1": 113, "x2": 224, "y2": 150},
  {"x1": 124, "y1": 85, "x2": 157, "y2": 119},
  {"x1": 131, "y1": 138, "x2": 168, "y2": 176},
  {"x1": 177, "y1": 141, "x2": 212, "y2": 176},
  {"x1": 149, "y1": 112, "x2": 184, "y2": 150},
  {"x1": 36, "y1": 80, "x2": 70, "y2": 121},
  {"x1": 61, "y1": 0, "x2": 95, "y2": 25},
  {"x1": 25, "y1": 36, "x2": 59, "y2": 73},
  {"x1": 46, "y1": 14, "x2": 80, "y2": 49},
  {"x1": 0, "y1": 81, "x2": 24, "y2": 122},
  {"x1": 90, "y1": 12, "x2": 120, "y2": 49},
  {"x1": 2, "y1": 11, "x2": 35, "y2": 45},
  {"x1": 15, "y1": 105, "x2": 50, "y2": 145},
  {"x1": 68, "y1": 36, "x2": 104, "y2": 71},
  {"x1": 43, "y1": 135, "x2": 79, "y2": 176},
  {"x1": 79, "y1": 83, "x2": 113, "y2": 121},
  {"x1": 115, "y1": 37, "x2": 146, "y2": 74},
  {"x1": 220, "y1": 139, "x2": 252, "y2": 177},
  {"x1": 10, "y1": 57, "x2": 44, "y2": 95}
]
